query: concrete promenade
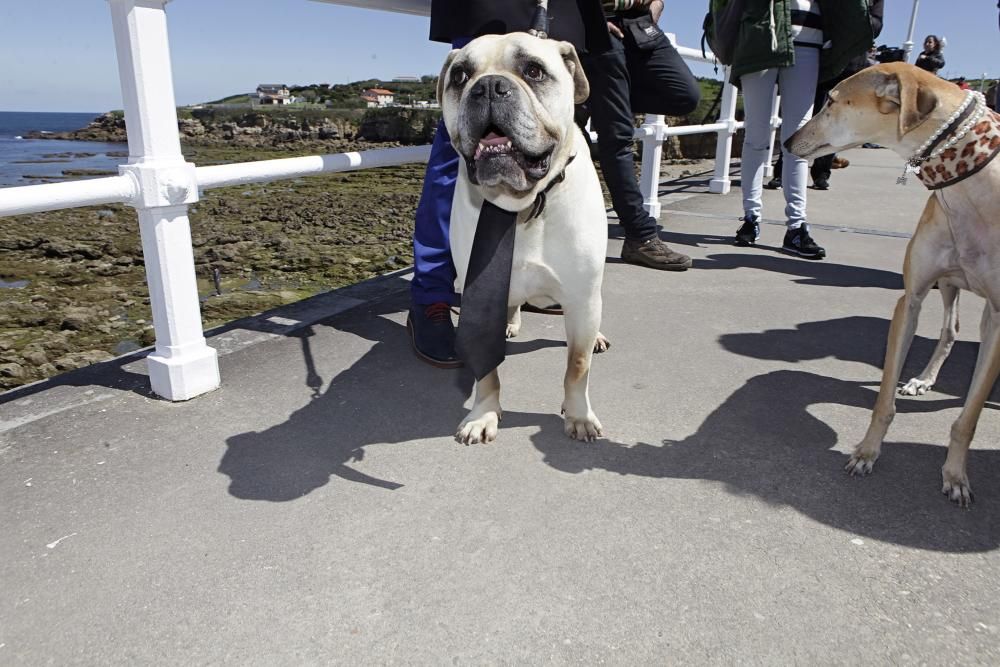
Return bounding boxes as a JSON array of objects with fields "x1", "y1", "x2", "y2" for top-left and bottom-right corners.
[{"x1": 2, "y1": 147, "x2": 999, "y2": 664}]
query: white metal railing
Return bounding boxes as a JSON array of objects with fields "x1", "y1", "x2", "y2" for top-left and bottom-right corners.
[{"x1": 0, "y1": 0, "x2": 773, "y2": 401}]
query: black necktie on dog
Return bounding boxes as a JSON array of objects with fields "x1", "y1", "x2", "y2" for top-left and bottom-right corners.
[{"x1": 455, "y1": 201, "x2": 517, "y2": 380}]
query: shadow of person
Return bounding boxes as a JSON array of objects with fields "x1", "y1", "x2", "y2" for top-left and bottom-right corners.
[
  {"x1": 696, "y1": 252, "x2": 904, "y2": 289},
  {"x1": 218, "y1": 292, "x2": 566, "y2": 502},
  {"x1": 531, "y1": 369, "x2": 1000, "y2": 552}
]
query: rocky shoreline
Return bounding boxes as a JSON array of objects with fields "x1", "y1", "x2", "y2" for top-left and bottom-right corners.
[{"x1": 1, "y1": 126, "x2": 713, "y2": 393}]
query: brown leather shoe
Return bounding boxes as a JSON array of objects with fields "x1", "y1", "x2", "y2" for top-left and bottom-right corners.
[
  {"x1": 621, "y1": 237, "x2": 692, "y2": 271},
  {"x1": 831, "y1": 156, "x2": 850, "y2": 169}
]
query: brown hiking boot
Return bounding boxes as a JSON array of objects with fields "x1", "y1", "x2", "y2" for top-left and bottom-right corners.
[{"x1": 621, "y1": 237, "x2": 692, "y2": 271}]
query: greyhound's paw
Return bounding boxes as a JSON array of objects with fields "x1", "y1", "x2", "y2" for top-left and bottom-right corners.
[
  {"x1": 563, "y1": 413, "x2": 603, "y2": 442},
  {"x1": 845, "y1": 445, "x2": 879, "y2": 476},
  {"x1": 505, "y1": 322, "x2": 520, "y2": 338},
  {"x1": 942, "y1": 469, "x2": 974, "y2": 508},
  {"x1": 593, "y1": 332, "x2": 611, "y2": 353},
  {"x1": 899, "y1": 378, "x2": 933, "y2": 396},
  {"x1": 456, "y1": 412, "x2": 500, "y2": 445}
]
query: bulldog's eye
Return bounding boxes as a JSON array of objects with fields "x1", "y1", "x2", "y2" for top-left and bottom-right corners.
[
  {"x1": 523, "y1": 63, "x2": 546, "y2": 82},
  {"x1": 451, "y1": 68, "x2": 469, "y2": 87}
]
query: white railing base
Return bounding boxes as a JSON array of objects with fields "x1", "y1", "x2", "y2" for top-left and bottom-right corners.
[
  {"x1": 708, "y1": 178, "x2": 731, "y2": 195},
  {"x1": 148, "y1": 345, "x2": 220, "y2": 401}
]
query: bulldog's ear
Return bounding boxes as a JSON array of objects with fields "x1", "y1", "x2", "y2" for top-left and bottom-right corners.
[
  {"x1": 436, "y1": 49, "x2": 460, "y2": 104},
  {"x1": 876, "y1": 70, "x2": 939, "y2": 137},
  {"x1": 557, "y1": 41, "x2": 590, "y2": 105}
]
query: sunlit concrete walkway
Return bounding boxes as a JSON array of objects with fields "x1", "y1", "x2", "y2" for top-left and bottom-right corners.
[{"x1": 3, "y1": 147, "x2": 999, "y2": 664}]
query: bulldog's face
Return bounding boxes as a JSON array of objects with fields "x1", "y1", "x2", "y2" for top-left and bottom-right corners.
[{"x1": 437, "y1": 33, "x2": 589, "y2": 209}]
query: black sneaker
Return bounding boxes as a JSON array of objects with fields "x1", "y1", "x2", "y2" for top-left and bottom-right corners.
[
  {"x1": 406, "y1": 302, "x2": 463, "y2": 368},
  {"x1": 812, "y1": 177, "x2": 830, "y2": 190},
  {"x1": 734, "y1": 215, "x2": 760, "y2": 247},
  {"x1": 782, "y1": 224, "x2": 826, "y2": 260},
  {"x1": 763, "y1": 176, "x2": 782, "y2": 190}
]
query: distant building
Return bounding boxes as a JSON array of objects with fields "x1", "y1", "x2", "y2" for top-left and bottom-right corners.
[
  {"x1": 361, "y1": 88, "x2": 395, "y2": 108},
  {"x1": 392, "y1": 76, "x2": 421, "y2": 83},
  {"x1": 256, "y1": 84, "x2": 292, "y2": 105}
]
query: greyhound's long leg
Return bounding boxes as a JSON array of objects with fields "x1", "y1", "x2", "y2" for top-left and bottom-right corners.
[
  {"x1": 561, "y1": 290, "x2": 603, "y2": 441},
  {"x1": 899, "y1": 283, "x2": 960, "y2": 396},
  {"x1": 847, "y1": 196, "x2": 948, "y2": 475},
  {"x1": 941, "y1": 307, "x2": 1000, "y2": 507},
  {"x1": 456, "y1": 369, "x2": 501, "y2": 445}
]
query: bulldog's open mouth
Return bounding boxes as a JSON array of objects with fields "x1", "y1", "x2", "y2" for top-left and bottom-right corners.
[{"x1": 468, "y1": 124, "x2": 553, "y2": 187}]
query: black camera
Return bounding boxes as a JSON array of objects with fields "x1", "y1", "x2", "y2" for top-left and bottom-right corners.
[{"x1": 875, "y1": 45, "x2": 906, "y2": 64}]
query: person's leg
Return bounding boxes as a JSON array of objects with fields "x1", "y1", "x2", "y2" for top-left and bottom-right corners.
[
  {"x1": 408, "y1": 120, "x2": 463, "y2": 367},
  {"x1": 777, "y1": 46, "x2": 824, "y2": 258},
  {"x1": 766, "y1": 153, "x2": 784, "y2": 189},
  {"x1": 627, "y1": 36, "x2": 701, "y2": 117},
  {"x1": 583, "y1": 38, "x2": 650, "y2": 240},
  {"x1": 737, "y1": 66, "x2": 779, "y2": 245},
  {"x1": 810, "y1": 77, "x2": 834, "y2": 188},
  {"x1": 583, "y1": 37, "x2": 690, "y2": 270}
]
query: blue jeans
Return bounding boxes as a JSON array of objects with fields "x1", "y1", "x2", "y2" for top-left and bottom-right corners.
[{"x1": 411, "y1": 121, "x2": 460, "y2": 306}]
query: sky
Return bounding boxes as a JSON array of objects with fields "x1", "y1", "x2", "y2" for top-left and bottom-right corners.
[{"x1": 1, "y1": 0, "x2": 996, "y2": 113}]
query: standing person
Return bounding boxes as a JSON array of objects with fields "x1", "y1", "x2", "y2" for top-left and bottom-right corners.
[
  {"x1": 581, "y1": 1, "x2": 701, "y2": 270},
  {"x1": 807, "y1": 0, "x2": 883, "y2": 190},
  {"x1": 408, "y1": 0, "x2": 610, "y2": 368},
  {"x1": 732, "y1": 0, "x2": 874, "y2": 260},
  {"x1": 914, "y1": 34, "x2": 945, "y2": 75}
]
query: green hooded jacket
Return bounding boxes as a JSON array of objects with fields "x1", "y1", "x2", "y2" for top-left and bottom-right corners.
[{"x1": 726, "y1": 0, "x2": 874, "y2": 85}]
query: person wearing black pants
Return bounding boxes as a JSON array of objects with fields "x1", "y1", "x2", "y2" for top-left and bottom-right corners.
[{"x1": 582, "y1": 1, "x2": 700, "y2": 271}]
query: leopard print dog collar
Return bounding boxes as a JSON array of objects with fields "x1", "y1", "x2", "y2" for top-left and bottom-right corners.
[{"x1": 915, "y1": 107, "x2": 1000, "y2": 190}]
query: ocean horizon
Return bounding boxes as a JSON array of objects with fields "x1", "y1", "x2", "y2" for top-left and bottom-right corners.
[{"x1": 0, "y1": 111, "x2": 127, "y2": 187}]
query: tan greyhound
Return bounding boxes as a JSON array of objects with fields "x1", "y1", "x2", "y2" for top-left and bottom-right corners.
[{"x1": 787, "y1": 63, "x2": 1000, "y2": 507}]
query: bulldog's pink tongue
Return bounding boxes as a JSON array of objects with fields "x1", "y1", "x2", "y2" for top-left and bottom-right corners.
[
  {"x1": 481, "y1": 131, "x2": 508, "y2": 146},
  {"x1": 475, "y1": 131, "x2": 512, "y2": 159}
]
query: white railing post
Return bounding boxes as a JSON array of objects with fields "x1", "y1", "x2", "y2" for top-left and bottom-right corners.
[
  {"x1": 709, "y1": 73, "x2": 739, "y2": 194},
  {"x1": 109, "y1": 0, "x2": 219, "y2": 401},
  {"x1": 639, "y1": 114, "x2": 666, "y2": 218},
  {"x1": 764, "y1": 89, "x2": 781, "y2": 180}
]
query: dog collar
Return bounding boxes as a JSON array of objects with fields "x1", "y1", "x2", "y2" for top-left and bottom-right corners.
[
  {"x1": 898, "y1": 91, "x2": 991, "y2": 186},
  {"x1": 912, "y1": 108, "x2": 1000, "y2": 190},
  {"x1": 524, "y1": 154, "x2": 576, "y2": 221}
]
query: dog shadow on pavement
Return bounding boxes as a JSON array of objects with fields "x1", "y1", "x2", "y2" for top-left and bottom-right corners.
[
  {"x1": 217, "y1": 293, "x2": 564, "y2": 502},
  {"x1": 531, "y1": 314, "x2": 1000, "y2": 552}
]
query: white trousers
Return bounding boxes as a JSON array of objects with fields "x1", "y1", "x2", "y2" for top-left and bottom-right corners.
[{"x1": 740, "y1": 46, "x2": 820, "y2": 228}]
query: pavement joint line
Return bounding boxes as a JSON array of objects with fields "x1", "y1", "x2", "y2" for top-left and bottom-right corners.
[{"x1": 662, "y1": 208, "x2": 914, "y2": 239}]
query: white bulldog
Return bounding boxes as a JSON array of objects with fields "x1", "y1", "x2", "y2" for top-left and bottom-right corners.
[{"x1": 438, "y1": 33, "x2": 609, "y2": 444}]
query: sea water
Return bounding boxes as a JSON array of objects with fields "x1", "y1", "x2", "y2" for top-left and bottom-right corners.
[{"x1": 0, "y1": 111, "x2": 128, "y2": 187}]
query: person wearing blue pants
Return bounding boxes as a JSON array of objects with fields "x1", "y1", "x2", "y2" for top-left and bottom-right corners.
[{"x1": 407, "y1": 0, "x2": 609, "y2": 367}]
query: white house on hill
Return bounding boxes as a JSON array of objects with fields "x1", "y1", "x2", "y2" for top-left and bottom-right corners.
[
  {"x1": 256, "y1": 84, "x2": 292, "y2": 105},
  {"x1": 361, "y1": 88, "x2": 394, "y2": 108}
]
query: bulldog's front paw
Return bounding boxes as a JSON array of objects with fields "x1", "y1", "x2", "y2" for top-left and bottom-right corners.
[
  {"x1": 593, "y1": 332, "x2": 611, "y2": 353},
  {"x1": 899, "y1": 377, "x2": 933, "y2": 396},
  {"x1": 505, "y1": 322, "x2": 520, "y2": 338},
  {"x1": 456, "y1": 411, "x2": 500, "y2": 445},
  {"x1": 563, "y1": 413, "x2": 603, "y2": 441}
]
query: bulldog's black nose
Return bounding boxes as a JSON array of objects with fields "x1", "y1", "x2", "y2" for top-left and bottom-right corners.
[{"x1": 471, "y1": 75, "x2": 513, "y2": 100}]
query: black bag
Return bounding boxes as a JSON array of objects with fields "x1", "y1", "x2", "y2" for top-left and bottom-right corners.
[
  {"x1": 702, "y1": 0, "x2": 745, "y2": 66},
  {"x1": 622, "y1": 14, "x2": 666, "y2": 52}
]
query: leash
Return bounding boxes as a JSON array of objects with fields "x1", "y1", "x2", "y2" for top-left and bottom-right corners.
[{"x1": 528, "y1": 0, "x2": 550, "y2": 38}]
